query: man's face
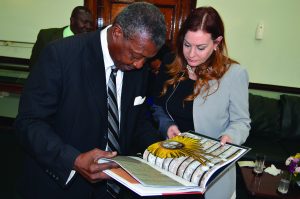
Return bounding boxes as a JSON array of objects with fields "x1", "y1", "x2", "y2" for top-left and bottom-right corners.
[
  {"x1": 70, "y1": 10, "x2": 93, "y2": 34},
  {"x1": 109, "y1": 26, "x2": 158, "y2": 71}
]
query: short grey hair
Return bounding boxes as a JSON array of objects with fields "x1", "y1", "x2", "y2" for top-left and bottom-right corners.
[{"x1": 114, "y1": 2, "x2": 166, "y2": 49}]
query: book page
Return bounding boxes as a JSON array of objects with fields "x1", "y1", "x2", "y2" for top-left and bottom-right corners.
[
  {"x1": 98, "y1": 131, "x2": 249, "y2": 196},
  {"x1": 143, "y1": 132, "x2": 249, "y2": 190},
  {"x1": 101, "y1": 156, "x2": 198, "y2": 187},
  {"x1": 107, "y1": 156, "x2": 184, "y2": 187},
  {"x1": 100, "y1": 158, "x2": 204, "y2": 196}
]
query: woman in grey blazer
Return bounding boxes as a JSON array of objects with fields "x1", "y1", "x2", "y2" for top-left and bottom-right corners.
[{"x1": 151, "y1": 7, "x2": 250, "y2": 199}]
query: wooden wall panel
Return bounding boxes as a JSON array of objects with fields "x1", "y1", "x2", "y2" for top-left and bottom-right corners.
[{"x1": 84, "y1": 0, "x2": 196, "y2": 49}]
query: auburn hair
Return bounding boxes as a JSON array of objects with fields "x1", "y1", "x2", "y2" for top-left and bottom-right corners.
[{"x1": 161, "y1": 7, "x2": 238, "y2": 101}]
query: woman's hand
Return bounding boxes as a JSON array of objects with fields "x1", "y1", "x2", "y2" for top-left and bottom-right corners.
[
  {"x1": 167, "y1": 125, "x2": 181, "y2": 138},
  {"x1": 74, "y1": 148, "x2": 119, "y2": 183},
  {"x1": 220, "y1": 135, "x2": 232, "y2": 145}
]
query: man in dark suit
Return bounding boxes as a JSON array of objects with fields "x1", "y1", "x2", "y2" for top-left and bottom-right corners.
[
  {"x1": 15, "y1": 2, "x2": 166, "y2": 199},
  {"x1": 29, "y1": 6, "x2": 93, "y2": 69}
]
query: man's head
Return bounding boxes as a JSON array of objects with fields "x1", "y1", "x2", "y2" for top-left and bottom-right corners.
[
  {"x1": 70, "y1": 6, "x2": 93, "y2": 34},
  {"x1": 108, "y1": 2, "x2": 166, "y2": 71}
]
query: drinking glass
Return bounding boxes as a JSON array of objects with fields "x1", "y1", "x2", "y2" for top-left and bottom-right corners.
[
  {"x1": 253, "y1": 154, "x2": 265, "y2": 174},
  {"x1": 277, "y1": 171, "x2": 291, "y2": 194}
]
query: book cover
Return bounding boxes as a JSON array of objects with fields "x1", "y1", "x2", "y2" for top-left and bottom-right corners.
[{"x1": 99, "y1": 131, "x2": 250, "y2": 196}]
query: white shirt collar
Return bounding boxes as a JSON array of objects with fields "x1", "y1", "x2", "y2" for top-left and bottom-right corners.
[
  {"x1": 100, "y1": 25, "x2": 123, "y2": 112},
  {"x1": 100, "y1": 25, "x2": 114, "y2": 70}
]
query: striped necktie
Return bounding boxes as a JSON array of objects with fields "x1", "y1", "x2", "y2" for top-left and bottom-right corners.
[
  {"x1": 107, "y1": 66, "x2": 121, "y2": 198},
  {"x1": 107, "y1": 66, "x2": 121, "y2": 154}
]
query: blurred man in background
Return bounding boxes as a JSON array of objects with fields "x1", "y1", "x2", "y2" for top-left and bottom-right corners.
[{"x1": 29, "y1": 6, "x2": 93, "y2": 69}]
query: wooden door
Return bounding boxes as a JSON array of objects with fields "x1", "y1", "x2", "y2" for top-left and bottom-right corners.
[{"x1": 84, "y1": 0, "x2": 196, "y2": 49}]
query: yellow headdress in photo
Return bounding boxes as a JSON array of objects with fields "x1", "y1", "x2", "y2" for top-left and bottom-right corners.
[{"x1": 147, "y1": 135, "x2": 212, "y2": 165}]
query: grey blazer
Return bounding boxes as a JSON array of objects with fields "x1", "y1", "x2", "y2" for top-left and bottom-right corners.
[
  {"x1": 194, "y1": 64, "x2": 250, "y2": 199},
  {"x1": 193, "y1": 64, "x2": 250, "y2": 145},
  {"x1": 152, "y1": 64, "x2": 251, "y2": 199}
]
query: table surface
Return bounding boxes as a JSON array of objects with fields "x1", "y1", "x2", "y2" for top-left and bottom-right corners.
[{"x1": 240, "y1": 167, "x2": 300, "y2": 199}]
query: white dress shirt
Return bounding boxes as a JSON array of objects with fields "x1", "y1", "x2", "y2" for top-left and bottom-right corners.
[
  {"x1": 101, "y1": 25, "x2": 123, "y2": 121},
  {"x1": 66, "y1": 25, "x2": 123, "y2": 184}
]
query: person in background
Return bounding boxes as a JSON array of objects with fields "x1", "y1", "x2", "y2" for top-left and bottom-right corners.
[
  {"x1": 146, "y1": 44, "x2": 172, "y2": 107},
  {"x1": 15, "y1": 2, "x2": 166, "y2": 199},
  {"x1": 29, "y1": 6, "x2": 93, "y2": 69},
  {"x1": 147, "y1": 44, "x2": 172, "y2": 76},
  {"x1": 151, "y1": 6, "x2": 251, "y2": 199}
]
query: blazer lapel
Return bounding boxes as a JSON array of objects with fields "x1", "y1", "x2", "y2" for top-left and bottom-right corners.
[
  {"x1": 120, "y1": 70, "x2": 141, "y2": 131},
  {"x1": 120, "y1": 68, "x2": 147, "y2": 142},
  {"x1": 120, "y1": 72, "x2": 135, "y2": 123},
  {"x1": 84, "y1": 31, "x2": 107, "y2": 122},
  {"x1": 51, "y1": 27, "x2": 65, "y2": 41}
]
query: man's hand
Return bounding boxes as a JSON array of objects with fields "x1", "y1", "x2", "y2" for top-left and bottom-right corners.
[
  {"x1": 74, "y1": 148, "x2": 119, "y2": 183},
  {"x1": 167, "y1": 125, "x2": 181, "y2": 138}
]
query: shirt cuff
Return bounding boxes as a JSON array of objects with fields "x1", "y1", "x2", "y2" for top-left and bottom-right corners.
[{"x1": 66, "y1": 170, "x2": 76, "y2": 185}]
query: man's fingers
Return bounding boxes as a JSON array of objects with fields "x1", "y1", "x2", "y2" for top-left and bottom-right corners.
[
  {"x1": 80, "y1": 161, "x2": 119, "y2": 183},
  {"x1": 74, "y1": 149, "x2": 121, "y2": 183},
  {"x1": 93, "y1": 150, "x2": 117, "y2": 162}
]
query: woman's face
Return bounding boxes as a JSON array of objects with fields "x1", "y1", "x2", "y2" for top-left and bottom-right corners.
[{"x1": 183, "y1": 30, "x2": 222, "y2": 68}]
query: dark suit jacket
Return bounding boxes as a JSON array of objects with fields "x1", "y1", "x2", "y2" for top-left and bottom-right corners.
[
  {"x1": 15, "y1": 30, "x2": 161, "y2": 199},
  {"x1": 29, "y1": 27, "x2": 66, "y2": 69}
]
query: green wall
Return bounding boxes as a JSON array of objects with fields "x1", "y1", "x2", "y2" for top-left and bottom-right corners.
[
  {"x1": 1, "y1": 0, "x2": 300, "y2": 88},
  {"x1": 0, "y1": 0, "x2": 83, "y2": 118},
  {"x1": 0, "y1": 0, "x2": 83, "y2": 58},
  {"x1": 1, "y1": 0, "x2": 300, "y2": 118},
  {"x1": 197, "y1": 0, "x2": 300, "y2": 88}
]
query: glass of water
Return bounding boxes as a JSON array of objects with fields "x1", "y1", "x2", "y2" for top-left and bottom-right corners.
[
  {"x1": 253, "y1": 154, "x2": 265, "y2": 174},
  {"x1": 277, "y1": 171, "x2": 291, "y2": 194}
]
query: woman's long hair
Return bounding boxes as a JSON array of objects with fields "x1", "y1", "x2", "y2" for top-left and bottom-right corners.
[{"x1": 161, "y1": 7, "x2": 238, "y2": 101}]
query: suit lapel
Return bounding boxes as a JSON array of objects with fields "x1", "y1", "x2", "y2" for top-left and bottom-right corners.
[
  {"x1": 120, "y1": 68, "x2": 149, "y2": 150},
  {"x1": 51, "y1": 27, "x2": 65, "y2": 41},
  {"x1": 84, "y1": 31, "x2": 107, "y2": 122},
  {"x1": 120, "y1": 68, "x2": 146, "y2": 133},
  {"x1": 120, "y1": 71, "x2": 139, "y2": 130}
]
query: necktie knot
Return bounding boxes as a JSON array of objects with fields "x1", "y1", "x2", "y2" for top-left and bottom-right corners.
[{"x1": 111, "y1": 66, "x2": 118, "y2": 76}]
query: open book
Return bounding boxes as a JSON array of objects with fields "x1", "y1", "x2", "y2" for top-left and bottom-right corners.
[{"x1": 99, "y1": 131, "x2": 250, "y2": 196}]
